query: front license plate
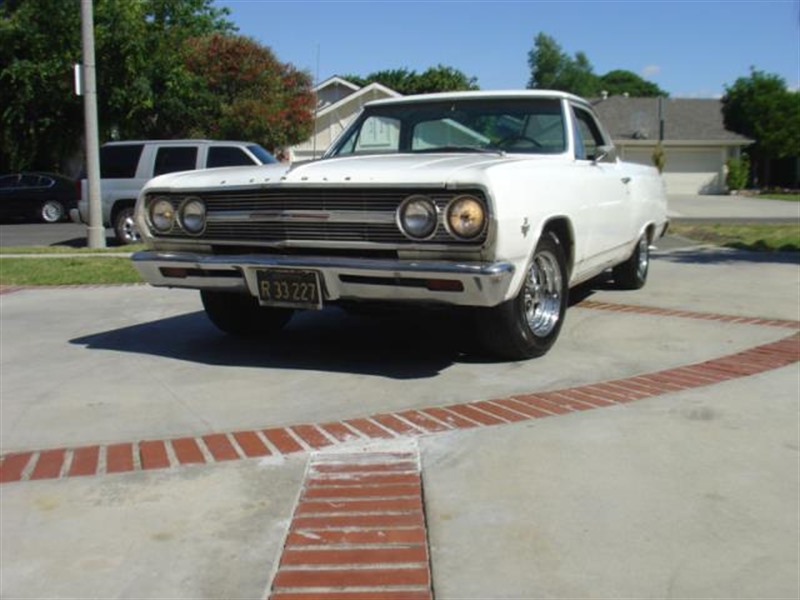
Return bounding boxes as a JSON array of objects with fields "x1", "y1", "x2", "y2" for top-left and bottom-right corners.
[{"x1": 256, "y1": 269, "x2": 322, "y2": 310}]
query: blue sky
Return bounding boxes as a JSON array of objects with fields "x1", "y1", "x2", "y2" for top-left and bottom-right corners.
[{"x1": 220, "y1": 0, "x2": 800, "y2": 98}]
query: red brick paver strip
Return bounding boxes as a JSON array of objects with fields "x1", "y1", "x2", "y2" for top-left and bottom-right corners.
[
  {"x1": 139, "y1": 440, "x2": 170, "y2": 470},
  {"x1": 1, "y1": 305, "x2": 798, "y2": 485},
  {"x1": 30, "y1": 449, "x2": 67, "y2": 480},
  {"x1": 266, "y1": 446, "x2": 432, "y2": 600}
]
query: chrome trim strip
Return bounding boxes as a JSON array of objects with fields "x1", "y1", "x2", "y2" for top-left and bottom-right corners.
[{"x1": 207, "y1": 209, "x2": 396, "y2": 225}]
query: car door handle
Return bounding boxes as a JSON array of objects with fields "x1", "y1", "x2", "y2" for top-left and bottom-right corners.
[{"x1": 621, "y1": 177, "x2": 632, "y2": 184}]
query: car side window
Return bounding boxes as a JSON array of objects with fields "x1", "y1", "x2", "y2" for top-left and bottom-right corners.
[
  {"x1": 154, "y1": 146, "x2": 199, "y2": 176},
  {"x1": 573, "y1": 107, "x2": 607, "y2": 161},
  {"x1": 20, "y1": 174, "x2": 43, "y2": 187},
  {"x1": 100, "y1": 144, "x2": 144, "y2": 178},
  {"x1": 207, "y1": 146, "x2": 257, "y2": 168}
]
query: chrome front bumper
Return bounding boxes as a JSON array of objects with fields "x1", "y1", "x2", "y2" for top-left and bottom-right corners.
[{"x1": 132, "y1": 251, "x2": 515, "y2": 308}]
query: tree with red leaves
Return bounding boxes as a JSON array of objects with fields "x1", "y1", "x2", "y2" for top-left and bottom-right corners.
[{"x1": 183, "y1": 34, "x2": 314, "y2": 152}]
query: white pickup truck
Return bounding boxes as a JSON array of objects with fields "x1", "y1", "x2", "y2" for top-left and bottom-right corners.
[{"x1": 132, "y1": 91, "x2": 668, "y2": 360}]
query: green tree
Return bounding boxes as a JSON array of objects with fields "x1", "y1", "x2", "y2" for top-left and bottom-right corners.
[
  {"x1": 526, "y1": 33, "x2": 667, "y2": 98},
  {"x1": 341, "y1": 64, "x2": 479, "y2": 95},
  {"x1": 98, "y1": 0, "x2": 236, "y2": 140},
  {"x1": 527, "y1": 33, "x2": 599, "y2": 97},
  {"x1": 183, "y1": 34, "x2": 314, "y2": 151},
  {"x1": 0, "y1": 0, "x2": 84, "y2": 171},
  {"x1": 1, "y1": 0, "x2": 235, "y2": 172},
  {"x1": 598, "y1": 70, "x2": 667, "y2": 97},
  {"x1": 722, "y1": 69, "x2": 800, "y2": 184}
]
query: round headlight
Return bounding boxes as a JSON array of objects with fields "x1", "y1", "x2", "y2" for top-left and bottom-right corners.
[
  {"x1": 179, "y1": 197, "x2": 206, "y2": 235},
  {"x1": 446, "y1": 196, "x2": 486, "y2": 240},
  {"x1": 398, "y1": 195, "x2": 437, "y2": 240},
  {"x1": 149, "y1": 198, "x2": 175, "y2": 233}
]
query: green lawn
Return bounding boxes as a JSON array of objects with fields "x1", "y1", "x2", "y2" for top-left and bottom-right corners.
[
  {"x1": 0, "y1": 244, "x2": 145, "y2": 255},
  {"x1": 0, "y1": 256, "x2": 143, "y2": 286},
  {"x1": 670, "y1": 223, "x2": 800, "y2": 252},
  {"x1": 755, "y1": 193, "x2": 800, "y2": 202}
]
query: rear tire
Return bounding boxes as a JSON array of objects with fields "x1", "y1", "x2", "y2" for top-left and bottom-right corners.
[
  {"x1": 200, "y1": 290, "x2": 294, "y2": 337},
  {"x1": 476, "y1": 232, "x2": 568, "y2": 360},
  {"x1": 613, "y1": 232, "x2": 650, "y2": 290}
]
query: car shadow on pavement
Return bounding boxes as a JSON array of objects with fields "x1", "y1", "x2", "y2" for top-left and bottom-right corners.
[{"x1": 69, "y1": 307, "x2": 474, "y2": 380}]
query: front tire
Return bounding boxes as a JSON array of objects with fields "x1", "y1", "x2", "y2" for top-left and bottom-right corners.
[
  {"x1": 114, "y1": 207, "x2": 141, "y2": 244},
  {"x1": 40, "y1": 200, "x2": 65, "y2": 223},
  {"x1": 613, "y1": 232, "x2": 650, "y2": 290},
  {"x1": 477, "y1": 232, "x2": 569, "y2": 360},
  {"x1": 200, "y1": 290, "x2": 294, "y2": 337}
]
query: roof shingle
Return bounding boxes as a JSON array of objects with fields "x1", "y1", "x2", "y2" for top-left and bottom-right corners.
[{"x1": 591, "y1": 96, "x2": 751, "y2": 143}]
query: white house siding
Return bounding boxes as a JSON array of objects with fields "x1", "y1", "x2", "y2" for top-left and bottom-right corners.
[
  {"x1": 622, "y1": 146, "x2": 726, "y2": 195},
  {"x1": 291, "y1": 84, "x2": 401, "y2": 163}
]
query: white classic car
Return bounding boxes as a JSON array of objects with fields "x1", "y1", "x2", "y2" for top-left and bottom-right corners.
[{"x1": 132, "y1": 91, "x2": 668, "y2": 360}]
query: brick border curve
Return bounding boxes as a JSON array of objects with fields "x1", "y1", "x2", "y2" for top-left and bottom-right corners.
[{"x1": 1, "y1": 301, "x2": 798, "y2": 485}]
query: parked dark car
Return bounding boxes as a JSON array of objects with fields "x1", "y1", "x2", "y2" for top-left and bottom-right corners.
[{"x1": 0, "y1": 172, "x2": 78, "y2": 223}]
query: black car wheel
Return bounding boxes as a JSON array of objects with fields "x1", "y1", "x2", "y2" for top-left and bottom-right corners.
[{"x1": 200, "y1": 290, "x2": 294, "y2": 337}]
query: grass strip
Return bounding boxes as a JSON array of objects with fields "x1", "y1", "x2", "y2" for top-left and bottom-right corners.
[
  {"x1": 757, "y1": 193, "x2": 800, "y2": 202},
  {"x1": 0, "y1": 244, "x2": 145, "y2": 255},
  {"x1": 0, "y1": 256, "x2": 143, "y2": 286},
  {"x1": 670, "y1": 223, "x2": 800, "y2": 252}
]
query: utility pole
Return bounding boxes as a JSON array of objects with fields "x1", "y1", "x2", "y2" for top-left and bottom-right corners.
[{"x1": 80, "y1": 0, "x2": 105, "y2": 248}]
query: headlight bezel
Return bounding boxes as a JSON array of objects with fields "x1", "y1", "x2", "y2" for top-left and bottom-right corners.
[
  {"x1": 178, "y1": 197, "x2": 207, "y2": 236},
  {"x1": 445, "y1": 195, "x2": 487, "y2": 241},
  {"x1": 396, "y1": 194, "x2": 439, "y2": 241}
]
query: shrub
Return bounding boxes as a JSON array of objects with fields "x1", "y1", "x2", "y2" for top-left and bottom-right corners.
[
  {"x1": 726, "y1": 155, "x2": 750, "y2": 191},
  {"x1": 651, "y1": 144, "x2": 666, "y2": 173}
]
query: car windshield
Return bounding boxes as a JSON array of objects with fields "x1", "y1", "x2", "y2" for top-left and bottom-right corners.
[
  {"x1": 247, "y1": 144, "x2": 278, "y2": 165},
  {"x1": 329, "y1": 98, "x2": 567, "y2": 157}
]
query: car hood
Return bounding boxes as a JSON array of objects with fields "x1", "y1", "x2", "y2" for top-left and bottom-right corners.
[{"x1": 143, "y1": 153, "x2": 530, "y2": 192}]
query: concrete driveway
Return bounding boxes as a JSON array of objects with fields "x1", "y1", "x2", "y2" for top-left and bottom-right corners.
[{"x1": 1, "y1": 242, "x2": 798, "y2": 599}]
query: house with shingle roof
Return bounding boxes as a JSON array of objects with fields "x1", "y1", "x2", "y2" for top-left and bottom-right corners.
[{"x1": 592, "y1": 96, "x2": 752, "y2": 194}]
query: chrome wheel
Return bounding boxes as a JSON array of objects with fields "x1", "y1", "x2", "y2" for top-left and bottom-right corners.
[
  {"x1": 475, "y1": 232, "x2": 568, "y2": 360},
  {"x1": 523, "y1": 249, "x2": 563, "y2": 337},
  {"x1": 636, "y1": 234, "x2": 649, "y2": 281},
  {"x1": 114, "y1": 208, "x2": 141, "y2": 244},
  {"x1": 613, "y1": 231, "x2": 650, "y2": 290},
  {"x1": 40, "y1": 200, "x2": 64, "y2": 223}
]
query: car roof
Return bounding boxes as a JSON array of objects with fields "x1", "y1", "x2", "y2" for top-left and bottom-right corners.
[
  {"x1": 101, "y1": 140, "x2": 258, "y2": 147},
  {"x1": 364, "y1": 89, "x2": 592, "y2": 109}
]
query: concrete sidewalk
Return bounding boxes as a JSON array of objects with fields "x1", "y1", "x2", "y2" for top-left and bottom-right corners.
[
  {"x1": 668, "y1": 193, "x2": 800, "y2": 221},
  {"x1": 1, "y1": 246, "x2": 799, "y2": 599}
]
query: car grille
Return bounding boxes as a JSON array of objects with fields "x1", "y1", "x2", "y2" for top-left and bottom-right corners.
[{"x1": 148, "y1": 187, "x2": 488, "y2": 246}]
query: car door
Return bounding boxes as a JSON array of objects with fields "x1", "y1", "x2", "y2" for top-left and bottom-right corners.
[{"x1": 570, "y1": 104, "x2": 632, "y2": 272}]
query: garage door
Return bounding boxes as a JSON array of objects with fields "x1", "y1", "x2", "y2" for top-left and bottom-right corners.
[{"x1": 624, "y1": 147, "x2": 724, "y2": 195}]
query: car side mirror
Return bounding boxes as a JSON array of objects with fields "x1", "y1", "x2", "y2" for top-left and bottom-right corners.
[{"x1": 593, "y1": 145, "x2": 616, "y2": 164}]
